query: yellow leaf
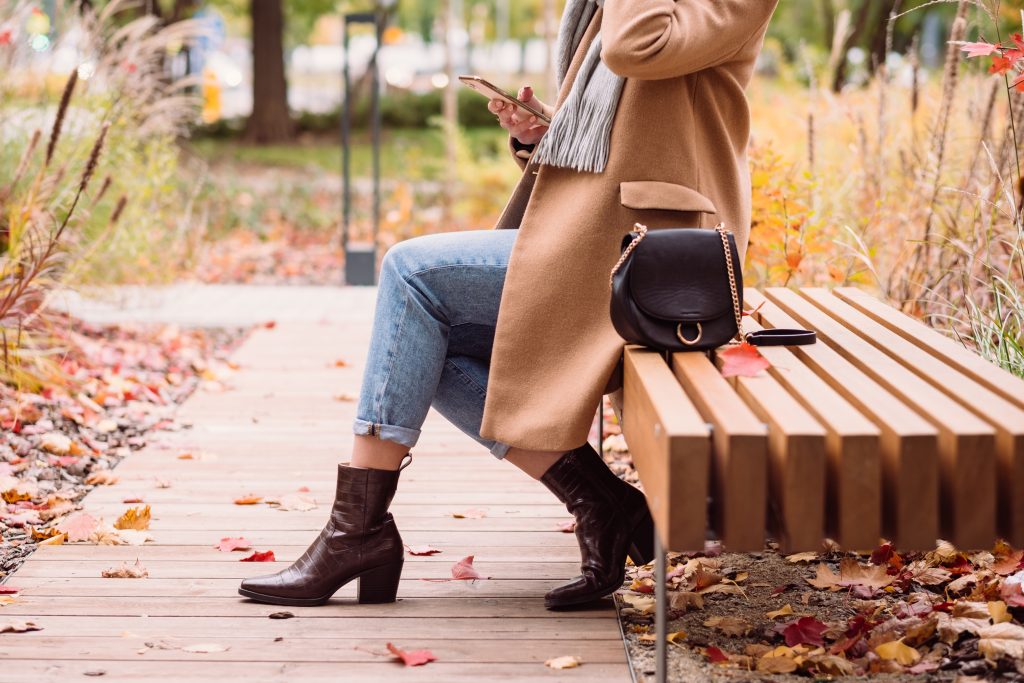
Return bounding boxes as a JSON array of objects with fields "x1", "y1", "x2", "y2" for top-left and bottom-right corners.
[
  {"x1": 544, "y1": 655, "x2": 582, "y2": 669},
  {"x1": 874, "y1": 639, "x2": 921, "y2": 666},
  {"x1": 766, "y1": 604, "x2": 795, "y2": 619},
  {"x1": 114, "y1": 505, "x2": 151, "y2": 531},
  {"x1": 704, "y1": 616, "x2": 751, "y2": 637},
  {"x1": 39, "y1": 532, "x2": 65, "y2": 546},
  {"x1": 757, "y1": 656, "x2": 798, "y2": 674},
  {"x1": 988, "y1": 601, "x2": 1011, "y2": 624},
  {"x1": 785, "y1": 551, "x2": 818, "y2": 563},
  {"x1": 233, "y1": 494, "x2": 263, "y2": 505}
]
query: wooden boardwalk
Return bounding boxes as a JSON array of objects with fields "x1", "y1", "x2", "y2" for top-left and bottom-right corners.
[{"x1": 1, "y1": 301, "x2": 630, "y2": 681}]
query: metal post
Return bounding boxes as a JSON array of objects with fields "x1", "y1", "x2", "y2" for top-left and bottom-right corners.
[
  {"x1": 341, "y1": 18, "x2": 351, "y2": 257},
  {"x1": 655, "y1": 531, "x2": 667, "y2": 683}
]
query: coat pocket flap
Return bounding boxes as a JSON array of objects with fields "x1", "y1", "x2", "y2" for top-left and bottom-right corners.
[{"x1": 619, "y1": 181, "x2": 717, "y2": 214}]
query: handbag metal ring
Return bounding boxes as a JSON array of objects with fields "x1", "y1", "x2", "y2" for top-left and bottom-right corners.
[{"x1": 676, "y1": 322, "x2": 703, "y2": 346}]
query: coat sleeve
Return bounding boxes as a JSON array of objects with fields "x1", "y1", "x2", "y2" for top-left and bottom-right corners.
[
  {"x1": 600, "y1": 0, "x2": 777, "y2": 80},
  {"x1": 508, "y1": 135, "x2": 535, "y2": 171}
]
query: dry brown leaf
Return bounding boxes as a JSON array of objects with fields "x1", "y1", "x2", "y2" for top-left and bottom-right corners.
[
  {"x1": 786, "y1": 551, "x2": 819, "y2": 563},
  {"x1": 806, "y1": 558, "x2": 894, "y2": 592},
  {"x1": 85, "y1": 471, "x2": 119, "y2": 486},
  {"x1": 977, "y1": 623, "x2": 1024, "y2": 662},
  {"x1": 669, "y1": 591, "x2": 704, "y2": 611},
  {"x1": 40, "y1": 432, "x2": 72, "y2": 455},
  {"x1": 621, "y1": 593, "x2": 656, "y2": 614},
  {"x1": 766, "y1": 604, "x2": 795, "y2": 619},
  {"x1": 757, "y1": 656, "x2": 798, "y2": 673},
  {"x1": 0, "y1": 621, "x2": 42, "y2": 633},
  {"x1": 988, "y1": 601, "x2": 1011, "y2": 624},
  {"x1": 808, "y1": 654, "x2": 855, "y2": 676},
  {"x1": 0, "y1": 596, "x2": 17, "y2": 607},
  {"x1": 100, "y1": 560, "x2": 148, "y2": 579},
  {"x1": 544, "y1": 655, "x2": 582, "y2": 669},
  {"x1": 704, "y1": 616, "x2": 751, "y2": 637},
  {"x1": 905, "y1": 560, "x2": 952, "y2": 586},
  {"x1": 451, "y1": 508, "x2": 487, "y2": 519},
  {"x1": 114, "y1": 505, "x2": 151, "y2": 530},
  {"x1": 270, "y1": 494, "x2": 317, "y2": 512}
]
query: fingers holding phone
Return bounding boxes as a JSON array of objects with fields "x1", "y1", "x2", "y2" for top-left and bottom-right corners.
[{"x1": 489, "y1": 86, "x2": 551, "y2": 146}]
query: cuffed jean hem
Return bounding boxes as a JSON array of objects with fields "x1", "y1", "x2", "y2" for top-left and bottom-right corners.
[
  {"x1": 489, "y1": 441, "x2": 511, "y2": 460},
  {"x1": 352, "y1": 418, "x2": 420, "y2": 450}
]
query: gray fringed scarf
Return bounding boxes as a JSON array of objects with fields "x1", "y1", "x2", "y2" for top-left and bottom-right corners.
[{"x1": 532, "y1": 0, "x2": 625, "y2": 174}]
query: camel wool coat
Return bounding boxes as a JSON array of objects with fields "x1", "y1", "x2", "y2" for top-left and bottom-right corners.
[{"x1": 479, "y1": 0, "x2": 779, "y2": 452}]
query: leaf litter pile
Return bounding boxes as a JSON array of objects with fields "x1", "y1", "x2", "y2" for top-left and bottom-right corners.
[
  {"x1": 0, "y1": 316, "x2": 245, "y2": 580},
  {"x1": 597, "y1": 401, "x2": 1024, "y2": 682}
]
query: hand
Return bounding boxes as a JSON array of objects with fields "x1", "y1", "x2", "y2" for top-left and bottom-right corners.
[{"x1": 488, "y1": 86, "x2": 552, "y2": 146}]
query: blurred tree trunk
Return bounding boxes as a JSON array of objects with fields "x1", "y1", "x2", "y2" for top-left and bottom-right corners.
[
  {"x1": 819, "y1": 0, "x2": 835, "y2": 52},
  {"x1": 440, "y1": 0, "x2": 458, "y2": 223},
  {"x1": 245, "y1": 0, "x2": 293, "y2": 143}
]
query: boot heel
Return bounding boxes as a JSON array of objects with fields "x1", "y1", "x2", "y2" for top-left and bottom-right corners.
[
  {"x1": 627, "y1": 511, "x2": 655, "y2": 566},
  {"x1": 357, "y1": 559, "x2": 404, "y2": 604}
]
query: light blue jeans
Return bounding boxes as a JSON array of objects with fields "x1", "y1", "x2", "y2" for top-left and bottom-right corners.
[{"x1": 353, "y1": 229, "x2": 517, "y2": 459}]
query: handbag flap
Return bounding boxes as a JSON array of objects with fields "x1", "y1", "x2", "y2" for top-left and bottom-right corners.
[{"x1": 627, "y1": 228, "x2": 737, "y2": 321}]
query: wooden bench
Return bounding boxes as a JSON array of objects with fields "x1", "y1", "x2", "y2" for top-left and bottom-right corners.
[{"x1": 610, "y1": 286, "x2": 1024, "y2": 683}]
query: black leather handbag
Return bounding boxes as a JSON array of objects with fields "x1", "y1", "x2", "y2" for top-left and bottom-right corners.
[{"x1": 609, "y1": 223, "x2": 816, "y2": 352}]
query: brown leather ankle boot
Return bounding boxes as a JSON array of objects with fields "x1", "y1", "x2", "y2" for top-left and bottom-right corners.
[
  {"x1": 540, "y1": 443, "x2": 653, "y2": 610},
  {"x1": 238, "y1": 457, "x2": 410, "y2": 606}
]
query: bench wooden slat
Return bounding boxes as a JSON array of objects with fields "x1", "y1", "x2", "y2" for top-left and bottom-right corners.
[
  {"x1": 808, "y1": 288, "x2": 1024, "y2": 546},
  {"x1": 834, "y1": 287, "x2": 1024, "y2": 411},
  {"x1": 746, "y1": 291, "x2": 940, "y2": 549},
  {"x1": 621, "y1": 346, "x2": 711, "y2": 550},
  {"x1": 765, "y1": 287, "x2": 997, "y2": 550},
  {"x1": 712, "y1": 340, "x2": 827, "y2": 552},
  {"x1": 670, "y1": 352, "x2": 768, "y2": 551},
  {"x1": 739, "y1": 309, "x2": 883, "y2": 551}
]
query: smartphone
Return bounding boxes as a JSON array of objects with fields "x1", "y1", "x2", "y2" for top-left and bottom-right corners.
[{"x1": 458, "y1": 75, "x2": 551, "y2": 125}]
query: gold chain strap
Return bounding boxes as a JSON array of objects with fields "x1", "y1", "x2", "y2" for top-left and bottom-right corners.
[
  {"x1": 608, "y1": 223, "x2": 649, "y2": 289},
  {"x1": 610, "y1": 222, "x2": 744, "y2": 343},
  {"x1": 716, "y1": 223, "x2": 744, "y2": 343}
]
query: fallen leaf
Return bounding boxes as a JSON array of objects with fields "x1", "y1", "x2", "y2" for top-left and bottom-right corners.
[
  {"x1": 718, "y1": 342, "x2": 771, "y2": 378},
  {"x1": 669, "y1": 592, "x2": 704, "y2": 611},
  {"x1": 451, "y1": 555, "x2": 487, "y2": 580},
  {"x1": 233, "y1": 494, "x2": 263, "y2": 505},
  {"x1": 783, "y1": 616, "x2": 828, "y2": 647},
  {"x1": 333, "y1": 393, "x2": 355, "y2": 402},
  {"x1": 705, "y1": 646, "x2": 729, "y2": 664},
  {"x1": 122, "y1": 496, "x2": 145, "y2": 504},
  {"x1": 182, "y1": 643, "x2": 229, "y2": 654},
  {"x1": 405, "y1": 545, "x2": 442, "y2": 556},
  {"x1": 268, "y1": 611, "x2": 294, "y2": 619},
  {"x1": 40, "y1": 432, "x2": 72, "y2": 455},
  {"x1": 992, "y1": 549, "x2": 1023, "y2": 576},
  {"x1": 215, "y1": 537, "x2": 252, "y2": 552},
  {"x1": 39, "y1": 533, "x2": 66, "y2": 546},
  {"x1": 0, "y1": 587, "x2": 19, "y2": 595},
  {"x1": 100, "y1": 560, "x2": 148, "y2": 578},
  {"x1": 451, "y1": 508, "x2": 487, "y2": 519},
  {"x1": 240, "y1": 550, "x2": 276, "y2": 562},
  {"x1": 271, "y1": 494, "x2": 317, "y2": 512},
  {"x1": 0, "y1": 596, "x2": 15, "y2": 606},
  {"x1": 704, "y1": 616, "x2": 751, "y2": 637},
  {"x1": 112, "y1": 529, "x2": 153, "y2": 546},
  {"x1": 786, "y1": 551, "x2": 818, "y2": 563},
  {"x1": 807, "y1": 654, "x2": 854, "y2": 676},
  {"x1": 806, "y1": 558, "x2": 894, "y2": 592},
  {"x1": 989, "y1": 600, "x2": 1011, "y2": 624},
  {"x1": 621, "y1": 593, "x2": 656, "y2": 614},
  {"x1": 0, "y1": 621, "x2": 42, "y2": 633},
  {"x1": 85, "y1": 471, "x2": 119, "y2": 486},
  {"x1": 977, "y1": 622, "x2": 1024, "y2": 661},
  {"x1": 757, "y1": 655, "x2": 798, "y2": 674},
  {"x1": 387, "y1": 642, "x2": 436, "y2": 666},
  {"x1": 57, "y1": 513, "x2": 98, "y2": 543},
  {"x1": 114, "y1": 505, "x2": 151, "y2": 531},
  {"x1": 766, "y1": 604, "x2": 795, "y2": 619},
  {"x1": 544, "y1": 655, "x2": 581, "y2": 670},
  {"x1": 874, "y1": 639, "x2": 921, "y2": 666}
]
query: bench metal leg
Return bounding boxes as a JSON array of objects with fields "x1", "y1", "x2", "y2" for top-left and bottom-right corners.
[{"x1": 654, "y1": 530, "x2": 667, "y2": 683}]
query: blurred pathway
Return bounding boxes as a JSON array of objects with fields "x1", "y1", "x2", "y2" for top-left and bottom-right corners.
[{"x1": 2, "y1": 286, "x2": 629, "y2": 681}]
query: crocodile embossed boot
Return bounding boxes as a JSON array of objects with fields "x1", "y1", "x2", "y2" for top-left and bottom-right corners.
[
  {"x1": 238, "y1": 456, "x2": 410, "y2": 606},
  {"x1": 541, "y1": 443, "x2": 654, "y2": 610}
]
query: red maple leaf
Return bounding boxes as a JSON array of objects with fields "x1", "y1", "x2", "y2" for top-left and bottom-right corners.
[
  {"x1": 990, "y1": 55, "x2": 1015, "y2": 75},
  {"x1": 783, "y1": 616, "x2": 828, "y2": 647},
  {"x1": 705, "y1": 646, "x2": 729, "y2": 663},
  {"x1": 451, "y1": 555, "x2": 487, "y2": 580},
  {"x1": 0, "y1": 586, "x2": 20, "y2": 594},
  {"x1": 718, "y1": 342, "x2": 771, "y2": 378},
  {"x1": 239, "y1": 550, "x2": 276, "y2": 562},
  {"x1": 386, "y1": 642, "x2": 436, "y2": 667}
]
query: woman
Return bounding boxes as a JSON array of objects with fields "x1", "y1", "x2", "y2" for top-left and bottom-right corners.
[{"x1": 239, "y1": 0, "x2": 778, "y2": 610}]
